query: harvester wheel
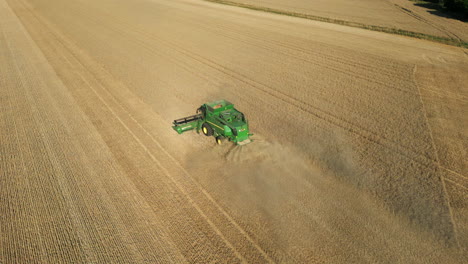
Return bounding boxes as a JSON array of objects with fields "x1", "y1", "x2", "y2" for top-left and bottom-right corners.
[
  {"x1": 216, "y1": 136, "x2": 223, "y2": 145},
  {"x1": 202, "y1": 123, "x2": 213, "y2": 136}
]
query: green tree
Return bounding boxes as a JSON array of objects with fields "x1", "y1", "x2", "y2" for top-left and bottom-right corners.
[{"x1": 444, "y1": 0, "x2": 468, "y2": 15}]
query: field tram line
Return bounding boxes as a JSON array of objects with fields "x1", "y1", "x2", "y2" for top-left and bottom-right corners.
[
  {"x1": 61, "y1": 4, "x2": 208, "y2": 90},
  {"x1": 44, "y1": 48, "x2": 184, "y2": 263},
  {"x1": 444, "y1": 168, "x2": 468, "y2": 181},
  {"x1": 57, "y1": 1, "x2": 223, "y2": 90},
  {"x1": 163, "y1": 7, "x2": 405, "y2": 78},
  {"x1": 203, "y1": 27, "x2": 418, "y2": 110},
  {"x1": 0, "y1": 29, "x2": 43, "y2": 262},
  {"x1": 18, "y1": 0, "x2": 457, "y2": 183},
  {"x1": 122, "y1": 7, "x2": 413, "y2": 95},
  {"x1": 411, "y1": 65, "x2": 463, "y2": 248},
  {"x1": 419, "y1": 86, "x2": 468, "y2": 103},
  {"x1": 5, "y1": 3, "x2": 264, "y2": 262},
  {"x1": 16, "y1": 0, "x2": 466, "y2": 256},
  {"x1": 57, "y1": 21, "x2": 464, "y2": 260},
  {"x1": 79, "y1": 1, "x2": 413, "y2": 99},
  {"x1": 103, "y1": 91, "x2": 296, "y2": 263},
  {"x1": 73, "y1": 0, "x2": 419, "y2": 142},
  {"x1": 239, "y1": 80, "x2": 466, "y2": 252},
  {"x1": 71, "y1": 34, "x2": 275, "y2": 264},
  {"x1": 0, "y1": 13, "x2": 95, "y2": 263},
  {"x1": 28, "y1": 8, "x2": 275, "y2": 261},
  {"x1": 443, "y1": 169, "x2": 468, "y2": 192},
  {"x1": 443, "y1": 177, "x2": 468, "y2": 192},
  {"x1": 78, "y1": 6, "x2": 437, "y2": 168},
  {"x1": 4, "y1": 1, "x2": 168, "y2": 260},
  {"x1": 186, "y1": 14, "x2": 410, "y2": 80},
  {"x1": 178, "y1": 17, "x2": 416, "y2": 97},
  {"x1": 13, "y1": 4, "x2": 216, "y2": 262},
  {"x1": 12, "y1": 50, "x2": 121, "y2": 264},
  {"x1": 392, "y1": 3, "x2": 464, "y2": 44},
  {"x1": 119, "y1": 14, "x2": 431, "y2": 155},
  {"x1": 412, "y1": 65, "x2": 468, "y2": 179},
  {"x1": 131, "y1": 25, "x2": 439, "y2": 179},
  {"x1": 184, "y1": 15, "x2": 414, "y2": 82},
  {"x1": 140, "y1": 34, "x2": 441, "y2": 171},
  {"x1": 1, "y1": 26, "x2": 58, "y2": 264},
  {"x1": 38, "y1": 0, "x2": 207, "y2": 92},
  {"x1": 86, "y1": 65, "x2": 276, "y2": 263},
  {"x1": 173, "y1": 0, "x2": 416, "y2": 77},
  {"x1": 122, "y1": 25, "x2": 414, "y2": 124},
  {"x1": 10, "y1": 129, "x2": 80, "y2": 262},
  {"x1": 73, "y1": 67, "x2": 269, "y2": 263},
  {"x1": 0, "y1": 93, "x2": 48, "y2": 263}
]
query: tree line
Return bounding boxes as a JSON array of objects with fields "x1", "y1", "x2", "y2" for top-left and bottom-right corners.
[{"x1": 425, "y1": 0, "x2": 468, "y2": 18}]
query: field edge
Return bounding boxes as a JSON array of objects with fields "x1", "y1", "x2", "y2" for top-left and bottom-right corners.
[{"x1": 203, "y1": 0, "x2": 468, "y2": 49}]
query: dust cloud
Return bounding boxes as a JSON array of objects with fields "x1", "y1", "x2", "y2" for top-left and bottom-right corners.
[{"x1": 185, "y1": 136, "x2": 465, "y2": 263}]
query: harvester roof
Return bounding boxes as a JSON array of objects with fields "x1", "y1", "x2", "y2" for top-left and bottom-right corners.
[{"x1": 206, "y1": 99, "x2": 234, "y2": 113}]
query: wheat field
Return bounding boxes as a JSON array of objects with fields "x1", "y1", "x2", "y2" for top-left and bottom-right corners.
[{"x1": 1, "y1": 0, "x2": 466, "y2": 262}]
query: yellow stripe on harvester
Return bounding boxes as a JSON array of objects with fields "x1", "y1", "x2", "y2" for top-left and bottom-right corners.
[{"x1": 207, "y1": 121, "x2": 223, "y2": 130}]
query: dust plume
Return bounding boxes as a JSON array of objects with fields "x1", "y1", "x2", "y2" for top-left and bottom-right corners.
[{"x1": 185, "y1": 137, "x2": 465, "y2": 263}]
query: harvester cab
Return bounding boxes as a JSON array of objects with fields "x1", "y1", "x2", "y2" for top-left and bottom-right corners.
[{"x1": 172, "y1": 100, "x2": 253, "y2": 145}]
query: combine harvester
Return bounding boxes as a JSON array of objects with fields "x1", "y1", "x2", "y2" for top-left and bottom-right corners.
[{"x1": 172, "y1": 100, "x2": 252, "y2": 145}]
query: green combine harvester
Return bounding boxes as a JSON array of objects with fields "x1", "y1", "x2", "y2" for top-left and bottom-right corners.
[{"x1": 172, "y1": 100, "x2": 252, "y2": 145}]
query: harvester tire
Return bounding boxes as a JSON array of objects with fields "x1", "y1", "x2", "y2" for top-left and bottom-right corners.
[
  {"x1": 202, "y1": 123, "x2": 213, "y2": 136},
  {"x1": 216, "y1": 136, "x2": 223, "y2": 145}
]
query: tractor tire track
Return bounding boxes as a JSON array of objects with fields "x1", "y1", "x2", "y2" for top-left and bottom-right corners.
[
  {"x1": 2, "y1": 0, "x2": 466, "y2": 262},
  {"x1": 61, "y1": 2, "x2": 443, "y2": 174},
  {"x1": 392, "y1": 3, "x2": 463, "y2": 44},
  {"x1": 12, "y1": 0, "x2": 275, "y2": 261}
]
